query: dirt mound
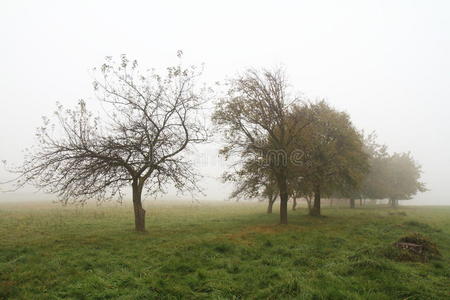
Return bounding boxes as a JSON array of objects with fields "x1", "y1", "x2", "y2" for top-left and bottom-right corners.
[{"x1": 388, "y1": 233, "x2": 441, "y2": 262}]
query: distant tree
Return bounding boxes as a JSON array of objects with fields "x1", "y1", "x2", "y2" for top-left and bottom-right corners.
[
  {"x1": 336, "y1": 132, "x2": 389, "y2": 208},
  {"x1": 359, "y1": 132, "x2": 391, "y2": 203},
  {"x1": 212, "y1": 68, "x2": 311, "y2": 224},
  {"x1": 384, "y1": 152, "x2": 427, "y2": 207},
  {"x1": 8, "y1": 54, "x2": 209, "y2": 232},
  {"x1": 338, "y1": 133, "x2": 427, "y2": 208},
  {"x1": 293, "y1": 101, "x2": 369, "y2": 216}
]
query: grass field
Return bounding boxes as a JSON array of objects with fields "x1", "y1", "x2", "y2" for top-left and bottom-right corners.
[{"x1": 0, "y1": 201, "x2": 449, "y2": 299}]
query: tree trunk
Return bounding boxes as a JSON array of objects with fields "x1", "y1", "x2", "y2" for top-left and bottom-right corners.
[
  {"x1": 350, "y1": 198, "x2": 355, "y2": 208},
  {"x1": 359, "y1": 198, "x2": 362, "y2": 207},
  {"x1": 292, "y1": 197, "x2": 297, "y2": 210},
  {"x1": 390, "y1": 199, "x2": 398, "y2": 208},
  {"x1": 306, "y1": 196, "x2": 312, "y2": 211},
  {"x1": 132, "y1": 180, "x2": 146, "y2": 232},
  {"x1": 267, "y1": 194, "x2": 276, "y2": 214},
  {"x1": 310, "y1": 185, "x2": 321, "y2": 216},
  {"x1": 280, "y1": 194, "x2": 288, "y2": 224},
  {"x1": 277, "y1": 174, "x2": 289, "y2": 224}
]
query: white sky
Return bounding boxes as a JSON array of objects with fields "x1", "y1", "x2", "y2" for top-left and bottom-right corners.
[{"x1": 0, "y1": 0, "x2": 449, "y2": 205}]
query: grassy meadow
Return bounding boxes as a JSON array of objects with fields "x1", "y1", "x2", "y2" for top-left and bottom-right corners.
[{"x1": 0, "y1": 201, "x2": 449, "y2": 299}]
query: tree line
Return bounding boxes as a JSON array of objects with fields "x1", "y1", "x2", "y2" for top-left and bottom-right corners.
[
  {"x1": 5, "y1": 55, "x2": 426, "y2": 231},
  {"x1": 212, "y1": 68, "x2": 426, "y2": 224}
]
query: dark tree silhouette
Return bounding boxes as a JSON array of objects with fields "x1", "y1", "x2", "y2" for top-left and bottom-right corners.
[
  {"x1": 212, "y1": 68, "x2": 310, "y2": 224},
  {"x1": 292, "y1": 101, "x2": 369, "y2": 216},
  {"x1": 8, "y1": 54, "x2": 210, "y2": 232}
]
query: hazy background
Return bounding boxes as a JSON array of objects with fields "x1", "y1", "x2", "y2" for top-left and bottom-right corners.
[{"x1": 1, "y1": 0, "x2": 449, "y2": 205}]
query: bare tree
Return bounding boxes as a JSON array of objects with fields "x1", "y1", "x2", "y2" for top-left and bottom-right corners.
[{"x1": 8, "y1": 54, "x2": 210, "y2": 232}]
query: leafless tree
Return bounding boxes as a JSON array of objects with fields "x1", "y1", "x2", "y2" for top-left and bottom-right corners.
[{"x1": 8, "y1": 54, "x2": 210, "y2": 232}]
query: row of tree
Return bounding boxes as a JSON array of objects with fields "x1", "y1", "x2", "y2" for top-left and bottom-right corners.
[
  {"x1": 213, "y1": 69, "x2": 426, "y2": 224},
  {"x1": 5, "y1": 55, "x2": 426, "y2": 231}
]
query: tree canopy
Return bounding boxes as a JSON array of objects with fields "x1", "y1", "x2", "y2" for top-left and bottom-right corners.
[
  {"x1": 383, "y1": 152, "x2": 427, "y2": 206},
  {"x1": 212, "y1": 68, "x2": 312, "y2": 224},
  {"x1": 290, "y1": 101, "x2": 369, "y2": 215}
]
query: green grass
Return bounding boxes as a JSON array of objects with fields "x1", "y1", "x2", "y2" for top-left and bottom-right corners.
[{"x1": 0, "y1": 201, "x2": 449, "y2": 299}]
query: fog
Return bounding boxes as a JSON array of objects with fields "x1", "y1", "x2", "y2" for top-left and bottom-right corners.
[{"x1": 1, "y1": 0, "x2": 449, "y2": 205}]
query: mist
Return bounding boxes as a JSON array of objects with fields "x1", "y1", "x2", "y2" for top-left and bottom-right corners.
[{"x1": 1, "y1": 0, "x2": 449, "y2": 205}]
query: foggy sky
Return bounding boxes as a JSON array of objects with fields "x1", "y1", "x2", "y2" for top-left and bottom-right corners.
[{"x1": 1, "y1": 0, "x2": 449, "y2": 205}]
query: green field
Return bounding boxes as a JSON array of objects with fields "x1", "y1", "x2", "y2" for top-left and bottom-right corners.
[{"x1": 0, "y1": 201, "x2": 449, "y2": 299}]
